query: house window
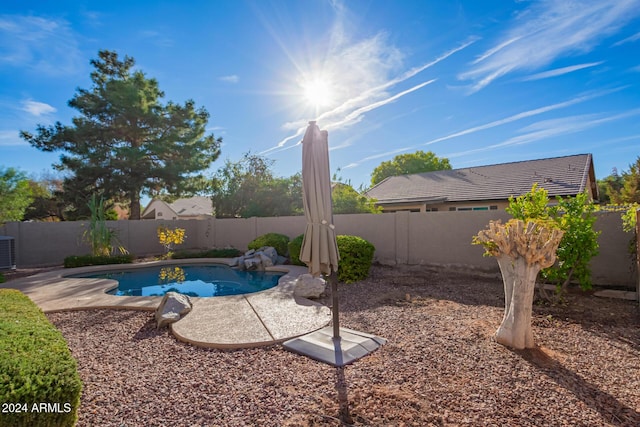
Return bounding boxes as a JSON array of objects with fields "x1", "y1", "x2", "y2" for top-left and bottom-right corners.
[
  {"x1": 490, "y1": 206, "x2": 498, "y2": 210},
  {"x1": 157, "y1": 212, "x2": 163, "y2": 217},
  {"x1": 455, "y1": 206, "x2": 489, "y2": 211}
]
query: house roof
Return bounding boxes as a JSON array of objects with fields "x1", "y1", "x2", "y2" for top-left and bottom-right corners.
[
  {"x1": 365, "y1": 154, "x2": 597, "y2": 205},
  {"x1": 169, "y1": 196, "x2": 213, "y2": 216},
  {"x1": 141, "y1": 196, "x2": 213, "y2": 219}
]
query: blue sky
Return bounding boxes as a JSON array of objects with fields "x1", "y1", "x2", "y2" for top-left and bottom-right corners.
[{"x1": 2, "y1": 0, "x2": 640, "y2": 196}]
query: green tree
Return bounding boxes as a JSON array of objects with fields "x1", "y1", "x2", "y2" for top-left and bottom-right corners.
[
  {"x1": 0, "y1": 167, "x2": 35, "y2": 223},
  {"x1": 332, "y1": 183, "x2": 381, "y2": 214},
  {"x1": 23, "y1": 175, "x2": 66, "y2": 221},
  {"x1": 21, "y1": 50, "x2": 221, "y2": 220},
  {"x1": 597, "y1": 168, "x2": 624, "y2": 204},
  {"x1": 621, "y1": 156, "x2": 640, "y2": 203},
  {"x1": 507, "y1": 185, "x2": 600, "y2": 300},
  {"x1": 211, "y1": 153, "x2": 303, "y2": 218},
  {"x1": 370, "y1": 150, "x2": 451, "y2": 186}
]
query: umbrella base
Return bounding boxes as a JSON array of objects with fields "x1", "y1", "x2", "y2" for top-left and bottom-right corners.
[{"x1": 283, "y1": 326, "x2": 386, "y2": 367}]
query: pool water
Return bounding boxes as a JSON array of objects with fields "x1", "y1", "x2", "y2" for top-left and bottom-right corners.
[{"x1": 69, "y1": 264, "x2": 284, "y2": 297}]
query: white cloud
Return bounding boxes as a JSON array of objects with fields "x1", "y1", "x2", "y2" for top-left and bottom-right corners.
[
  {"x1": 341, "y1": 89, "x2": 616, "y2": 169},
  {"x1": 219, "y1": 75, "x2": 239, "y2": 83},
  {"x1": 521, "y1": 62, "x2": 604, "y2": 81},
  {"x1": 138, "y1": 29, "x2": 174, "y2": 47},
  {"x1": 263, "y1": 30, "x2": 475, "y2": 154},
  {"x1": 445, "y1": 109, "x2": 640, "y2": 158},
  {"x1": 0, "y1": 130, "x2": 25, "y2": 146},
  {"x1": 422, "y1": 89, "x2": 613, "y2": 146},
  {"x1": 0, "y1": 14, "x2": 82, "y2": 75},
  {"x1": 612, "y1": 30, "x2": 640, "y2": 46},
  {"x1": 21, "y1": 100, "x2": 56, "y2": 117},
  {"x1": 459, "y1": 0, "x2": 640, "y2": 92}
]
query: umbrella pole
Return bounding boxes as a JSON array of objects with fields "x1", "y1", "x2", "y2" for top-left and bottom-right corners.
[{"x1": 329, "y1": 271, "x2": 340, "y2": 339}]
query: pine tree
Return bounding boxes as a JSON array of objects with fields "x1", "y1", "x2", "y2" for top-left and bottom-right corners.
[{"x1": 21, "y1": 50, "x2": 221, "y2": 219}]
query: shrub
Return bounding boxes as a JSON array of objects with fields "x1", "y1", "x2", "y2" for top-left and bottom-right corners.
[
  {"x1": 64, "y1": 254, "x2": 134, "y2": 268},
  {"x1": 337, "y1": 235, "x2": 375, "y2": 283},
  {"x1": 0, "y1": 289, "x2": 82, "y2": 426},
  {"x1": 83, "y1": 194, "x2": 128, "y2": 256},
  {"x1": 247, "y1": 233, "x2": 290, "y2": 257},
  {"x1": 157, "y1": 225, "x2": 186, "y2": 259},
  {"x1": 0, "y1": 272, "x2": 4, "y2": 283},
  {"x1": 288, "y1": 234, "x2": 306, "y2": 266},
  {"x1": 506, "y1": 184, "x2": 600, "y2": 300},
  {"x1": 171, "y1": 248, "x2": 243, "y2": 259}
]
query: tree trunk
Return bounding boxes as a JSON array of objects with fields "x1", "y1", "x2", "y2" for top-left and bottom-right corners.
[
  {"x1": 496, "y1": 255, "x2": 515, "y2": 319},
  {"x1": 129, "y1": 192, "x2": 141, "y2": 220},
  {"x1": 495, "y1": 257, "x2": 540, "y2": 349}
]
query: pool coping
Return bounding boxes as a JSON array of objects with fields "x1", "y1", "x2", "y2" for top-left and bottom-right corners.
[{"x1": 0, "y1": 259, "x2": 331, "y2": 349}]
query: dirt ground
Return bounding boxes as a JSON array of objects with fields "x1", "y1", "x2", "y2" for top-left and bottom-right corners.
[{"x1": 7, "y1": 263, "x2": 640, "y2": 426}]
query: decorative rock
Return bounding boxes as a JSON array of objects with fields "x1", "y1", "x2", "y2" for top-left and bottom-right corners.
[
  {"x1": 244, "y1": 256, "x2": 263, "y2": 271},
  {"x1": 260, "y1": 246, "x2": 279, "y2": 264},
  {"x1": 258, "y1": 252, "x2": 274, "y2": 267},
  {"x1": 232, "y1": 246, "x2": 282, "y2": 271},
  {"x1": 156, "y1": 292, "x2": 193, "y2": 328},
  {"x1": 293, "y1": 274, "x2": 327, "y2": 299}
]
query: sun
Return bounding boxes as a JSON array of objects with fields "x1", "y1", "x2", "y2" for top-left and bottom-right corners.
[{"x1": 302, "y1": 78, "x2": 333, "y2": 107}]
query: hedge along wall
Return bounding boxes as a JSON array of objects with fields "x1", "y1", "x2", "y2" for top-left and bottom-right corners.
[
  {"x1": 0, "y1": 289, "x2": 82, "y2": 427},
  {"x1": 0, "y1": 210, "x2": 634, "y2": 288}
]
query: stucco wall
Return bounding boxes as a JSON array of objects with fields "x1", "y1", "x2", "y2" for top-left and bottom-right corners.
[{"x1": 1, "y1": 211, "x2": 635, "y2": 288}]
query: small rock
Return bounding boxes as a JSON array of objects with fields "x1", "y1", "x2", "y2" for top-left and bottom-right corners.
[{"x1": 294, "y1": 274, "x2": 327, "y2": 299}]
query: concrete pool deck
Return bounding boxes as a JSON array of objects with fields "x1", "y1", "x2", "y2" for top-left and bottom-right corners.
[{"x1": 0, "y1": 259, "x2": 331, "y2": 349}]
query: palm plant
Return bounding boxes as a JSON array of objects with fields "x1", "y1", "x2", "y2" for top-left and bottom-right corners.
[{"x1": 83, "y1": 194, "x2": 128, "y2": 256}]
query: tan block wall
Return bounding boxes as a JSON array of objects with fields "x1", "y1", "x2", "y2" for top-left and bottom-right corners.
[{"x1": 1, "y1": 211, "x2": 635, "y2": 288}]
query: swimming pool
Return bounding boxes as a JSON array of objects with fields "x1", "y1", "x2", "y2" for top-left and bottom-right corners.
[{"x1": 68, "y1": 264, "x2": 284, "y2": 297}]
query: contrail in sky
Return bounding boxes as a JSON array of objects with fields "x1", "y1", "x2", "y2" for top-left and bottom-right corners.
[{"x1": 261, "y1": 38, "x2": 477, "y2": 154}]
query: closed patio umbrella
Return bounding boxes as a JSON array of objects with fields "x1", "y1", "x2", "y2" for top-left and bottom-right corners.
[
  {"x1": 284, "y1": 121, "x2": 385, "y2": 364},
  {"x1": 299, "y1": 121, "x2": 341, "y2": 337}
]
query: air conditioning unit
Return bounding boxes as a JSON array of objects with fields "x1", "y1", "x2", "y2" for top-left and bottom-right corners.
[{"x1": 0, "y1": 236, "x2": 16, "y2": 270}]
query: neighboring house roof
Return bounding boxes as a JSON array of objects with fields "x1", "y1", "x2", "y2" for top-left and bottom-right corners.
[
  {"x1": 169, "y1": 196, "x2": 213, "y2": 217},
  {"x1": 141, "y1": 196, "x2": 213, "y2": 219},
  {"x1": 365, "y1": 154, "x2": 597, "y2": 205}
]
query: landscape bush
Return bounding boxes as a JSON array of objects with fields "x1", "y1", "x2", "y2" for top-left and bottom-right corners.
[
  {"x1": 337, "y1": 235, "x2": 375, "y2": 283},
  {"x1": 506, "y1": 184, "x2": 600, "y2": 300},
  {"x1": 287, "y1": 234, "x2": 305, "y2": 266},
  {"x1": 0, "y1": 272, "x2": 4, "y2": 283},
  {"x1": 64, "y1": 254, "x2": 134, "y2": 268},
  {"x1": 0, "y1": 289, "x2": 82, "y2": 427},
  {"x1": 171, "y1": 248, "x2": 243, "y2": 259},
  {"x1": 247, "y1": 233, "x2": 290, "y2": 257}
]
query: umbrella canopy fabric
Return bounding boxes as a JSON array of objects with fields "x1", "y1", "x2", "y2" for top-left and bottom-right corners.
[{"x1": 300, "y1": 121, "x2": 339, "y2": 277}]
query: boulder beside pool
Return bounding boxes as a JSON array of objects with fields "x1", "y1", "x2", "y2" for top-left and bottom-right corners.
[
  {"x1": 293, "y1": 274, "x2": 327, "y2": 299},
  {"x1": 156, "y1": 292, "x2": 193, "y2": 328}
]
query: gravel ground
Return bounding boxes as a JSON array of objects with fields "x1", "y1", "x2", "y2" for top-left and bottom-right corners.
[{"x1": 47, "y1": 264, "x2": 640, "y2": 426}]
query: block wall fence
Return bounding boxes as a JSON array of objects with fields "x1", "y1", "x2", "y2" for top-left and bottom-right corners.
[{"x1": 1, "y1": 210, "x2": 635, "y2": 288}]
